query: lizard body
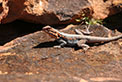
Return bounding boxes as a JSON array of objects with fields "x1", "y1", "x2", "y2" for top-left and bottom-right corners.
[{"x1": 42, "y1": 26, "x2": 122, "y2": 50}]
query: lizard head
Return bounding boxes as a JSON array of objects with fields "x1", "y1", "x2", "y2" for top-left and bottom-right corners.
[{"x1": 42, "y1": 26, "x2": 60, "y2": 39}]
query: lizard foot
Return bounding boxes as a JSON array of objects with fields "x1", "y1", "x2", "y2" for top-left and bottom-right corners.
[
  {"x1": 81, "y1": 25, "x2": 93, "y2": 35},
  {"x1": 82, "y1": 46, "x2": 90, "y2": 51},
  {"x1": 53, "y1": 45, "x2": 62, "y2": 48},
  {"x1": 80, "y1": 30, "x2": 93, "y2": 35}
]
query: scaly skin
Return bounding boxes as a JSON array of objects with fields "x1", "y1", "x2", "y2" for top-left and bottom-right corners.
[{"x1": 43, "y1": 26, "x2": 122, "y2": 50}]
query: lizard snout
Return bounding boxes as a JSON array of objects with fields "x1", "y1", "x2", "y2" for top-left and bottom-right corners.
[{"x1": 42, "y1": 26, "x2": 52, "y2": 30}]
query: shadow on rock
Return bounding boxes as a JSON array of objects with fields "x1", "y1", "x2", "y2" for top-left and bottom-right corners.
[
  {"x1": 34, "y1": 41, "x2": 59, "y2": 48},
  {"x1": 103, "y1": 12, "x2": 122, "y2": 32},
  {"x1": 0, "y1": 20, "x2": 43, "y2": 46}
]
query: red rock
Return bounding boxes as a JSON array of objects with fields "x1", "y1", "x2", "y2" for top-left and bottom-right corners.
[{"x1": 0, "y1": 0, "x2": 121, "y2": 25}]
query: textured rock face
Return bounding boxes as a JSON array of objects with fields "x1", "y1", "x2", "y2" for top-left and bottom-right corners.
[
  {"x1": 88, "y1": 0, "x2": 122, "y2": 19},
  {"x1": 0, "y1": 24, "x2": 122, "y2": 82},
  {"x1": 0, "y1": 0, "x2": 121, "y2": 81},
  {"x1": 0, "y1": 0, "x2": 122, "y2": 24}
]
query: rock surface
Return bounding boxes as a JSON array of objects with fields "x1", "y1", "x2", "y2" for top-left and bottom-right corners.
[
  {"x1": 0, "y1": 23, "x2": 122, "y2": 82},
  {"x1": 0, "y1": 0, "x2": 122, "y2": 81},
  {"x1": 0, "y1": 0, "x2": 122, "y2": 24}
]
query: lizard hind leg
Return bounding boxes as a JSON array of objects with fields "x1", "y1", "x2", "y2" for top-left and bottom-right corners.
[
  {"x1": 77, "y1": 40, "x2": 90, "y2": 51},
  {"x1": 74, "y1": 29, "x2": 84, "y2": 35},
  {"x1": 80, "y1": 25, "x2": 93, "y2": 35}
]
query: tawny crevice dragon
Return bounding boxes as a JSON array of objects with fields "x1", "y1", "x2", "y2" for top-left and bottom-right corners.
[{"x1": 42, "y1": 26, "x2": 122, "y2": 50}]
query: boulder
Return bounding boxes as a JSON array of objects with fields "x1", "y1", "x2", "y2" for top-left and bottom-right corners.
[{"x1": 0, "y1": 0, "x2": 121, "y2": 25}]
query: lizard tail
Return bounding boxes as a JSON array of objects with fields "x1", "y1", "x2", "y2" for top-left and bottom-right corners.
[
  {"x1": 109, "y1": 34, "x2": 122, "y2": 41},
  {"x1": 100, "y1": 34, "x2": 122, "y2": 42},
  {"x1": 86, "y1": 34, "x2": 122, "y2": 43}
]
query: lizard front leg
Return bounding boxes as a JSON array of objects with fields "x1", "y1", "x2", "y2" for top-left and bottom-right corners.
[
  {"x1": 77, "y1": 40, "x2": 90, "y2": 51},
  {"x1": 54, "y1": 39, "x2": 67, "y2": 48}
]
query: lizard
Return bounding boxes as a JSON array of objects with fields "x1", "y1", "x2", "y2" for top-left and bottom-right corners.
[{"x1": 42, "y1": 25, "x2": 122, "y2": 50}]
